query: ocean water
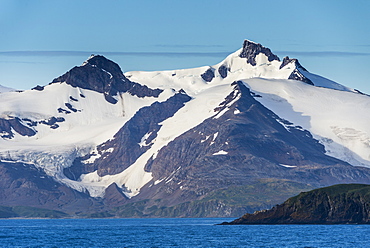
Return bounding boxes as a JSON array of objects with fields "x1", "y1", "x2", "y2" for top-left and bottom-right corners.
[{"x1": 0, "y1": 218, "x2": 369, "y2": 248}]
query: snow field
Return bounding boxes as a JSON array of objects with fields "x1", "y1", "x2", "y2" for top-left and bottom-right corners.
[
  {"x1": 0, "y1": 46, "x2": 368, "y2": 199},
  {"x1": 244, "y1": 78, "x2": 370, "y2": 167}
]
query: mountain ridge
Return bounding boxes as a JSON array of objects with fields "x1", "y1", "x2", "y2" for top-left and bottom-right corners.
[
  {"x1": 0, "y1": 39, "x2": 370, "y2": 217},
  {"x1": 51, "y1": 54, "x2": 163, "y2": 103}
]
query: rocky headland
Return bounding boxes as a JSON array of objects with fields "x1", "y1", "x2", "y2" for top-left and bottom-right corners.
[{"x1": 222, "y1": 184, "x2": 370, "y2": 224}]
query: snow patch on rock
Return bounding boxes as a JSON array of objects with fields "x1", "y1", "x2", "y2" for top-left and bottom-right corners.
[{"x1": 213, "y1": 150, "x2": 228, "y2": 155}]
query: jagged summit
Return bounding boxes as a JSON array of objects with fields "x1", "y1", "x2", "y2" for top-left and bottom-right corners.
[
  {"x1": 51, "y1": 54, "x2": 163, "y2": 103},
  {"x1": 239, "y1": 40, "x2": 280, "y2": 66},
  {"x1": 279, "y1": 56, "x2": 314, "y2": 85},
  {"x1": 82, "y1": 54, "x2": 122, "y2": 74}
]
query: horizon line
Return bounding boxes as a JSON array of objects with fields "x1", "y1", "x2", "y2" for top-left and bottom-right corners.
[{"x1": 0, "y1": 50, "x2": 369, "y2": 58}]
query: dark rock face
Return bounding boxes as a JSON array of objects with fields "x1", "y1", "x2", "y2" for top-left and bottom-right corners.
[
  {"x1": 39, "y1": 117, "x2": 65, "y2": 129},
  {"x1": 69, "y1": 96, "x2": 78, "y2": 102},
  {"x1": 218, "y1": 65, "x2": 228, "y2": 78},
  {"x1": 280, "y1": 56, "x2": 314, "y2": 85},
  {"x1": 51, "y1": 55, "x2": 163, "y2": 103},
  {"x1": 65, "y1": 103, "x2": 78, "y2": 112},
  {"x1": 64, "y1": 90, "x2": 192, "y2": 179},
  {"x1": 147, "y1": 81, "x2": 350, "y2": 184},
  {"x1": 103, "y1": 183, "x2": 129, "y2": 207},
  {"x1": 115, "y1": 180, "x2": 314, "y2": 218},
  {"x1": 128, "y1": 81, "x2": 370, "y2": 216},
  {"x1": 224, "y1": 184, "x2": 370, "y2": 224},
  {"x1": 0, "y1": 117, "x2": 36, "y2": 139},
  {"x1": 280, "y1": 56, "x2": 297, "y2": 69},
  {"x1": 239, "y1": 40, "x2": 280, "y2": 66},
  {"x1": 57, "y1": 108, "x2": 71, "y2": 114},
  {"x1": 0, "y1": 161, "x2": 103, "y2": 215},
  {"x1": 288, "y1": 69, "x2": 314, "y2": 85},
  {"x1": 31, "y1": 85, "x2": 44, "y2": 91},
  {"x1": 201, "y1": 68, "x2": 215, "y2": 82},
  {"x1": 39, "y1": 117, "x2": 64, "y2": 126},
  {"x1": 0, "y1": 116, "x2": 67, "y2": 139}
]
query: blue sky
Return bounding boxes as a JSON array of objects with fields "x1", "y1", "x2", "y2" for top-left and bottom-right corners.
[{"x1": 1, "y1": 0, "x2": 370, "y2": 93}]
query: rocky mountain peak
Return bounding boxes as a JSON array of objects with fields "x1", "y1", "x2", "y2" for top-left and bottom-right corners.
[
  {"x1": 239, "y1": 40, "x2": 280, "y2": 66},
  {"x1": 51, "y1": 55, "x2": 163, "y2": 103},
  {"x1": 280, "y1": 56, "x2": 313, "y2": 85},
  {"x1": 280, "y1": 56, "x2": 308, "y2": 72},
  {"x1": 82, "y1": 54, "x2": 123, "y2": 75}
]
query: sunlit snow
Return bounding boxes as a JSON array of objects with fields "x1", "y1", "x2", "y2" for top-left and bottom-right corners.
[
  {"x1": 213, "y1": 150, "x2": 228, "y2": 155},
  {"x1": 279, "y1": 164, "x2": 297, "y2": 168},
  {"x1": 244, "y1": 78, "x2": 370, "y2": 167},
  {"x1": 0, "y1": 46, "x2": 368, "y2": 199}
]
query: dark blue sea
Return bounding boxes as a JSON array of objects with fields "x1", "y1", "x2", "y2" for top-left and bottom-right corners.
[{"x1": 0, "y1": 218, "x2": 369, "y2": 247}]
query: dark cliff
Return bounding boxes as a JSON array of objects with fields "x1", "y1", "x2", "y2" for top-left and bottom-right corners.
[
  {"x1": 51, "y1": 55, "x2": 163, "y2": 103},
  {"x1": 223, "y1": 184, "x2": 370, "y2": 224},
  {"x1": 239, "y1": 40, "x2": 280, "y2": 66}
]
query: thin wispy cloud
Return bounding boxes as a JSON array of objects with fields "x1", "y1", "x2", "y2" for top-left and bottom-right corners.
[
  {"x1": 0, "y1": 51, "x2": 230, "y2": 58},
  {"x1": 0, "y1": 51, "x2": 92, "y2": 57},
  {"x1": 154, "y1": 44, "x2": 226, "y2": 48},
  {"x1": 105, "y1": 51, "x2": 230, "y2": 58},
  {"x1": 0, "y1": 60, "x2": 46, "y2": 64},
  {"x1": 1, "y1": 50, "x2": 369, "y2": 61},
  {"x1": 276, "y1": 51, "x2": 370, "y2": 57}
]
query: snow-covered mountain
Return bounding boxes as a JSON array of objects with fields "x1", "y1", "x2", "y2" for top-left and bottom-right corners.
[
  {"x1": 1, "y1": 40, "x2": 370, "y2": 217},
  {"x1": 0, "y1": 85, "x2": 16, "y2": 93}
]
